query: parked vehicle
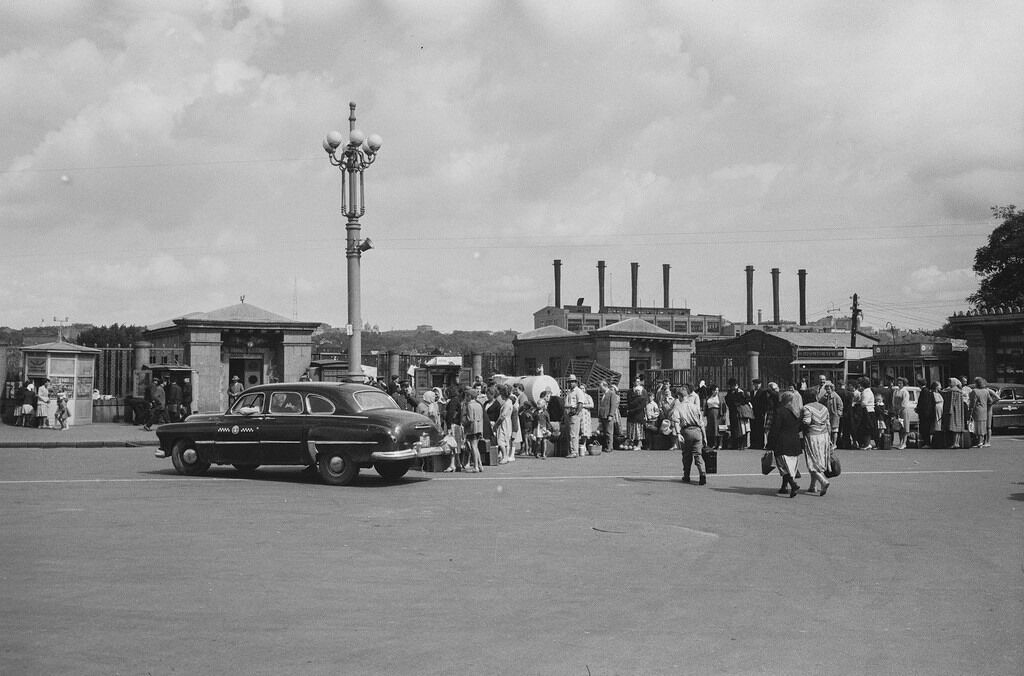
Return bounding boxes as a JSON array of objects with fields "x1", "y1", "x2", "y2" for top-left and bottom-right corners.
[
  {"x1": 154, "y1": 382, "x2": 445, "y2": 485},
  {"x1": 990, "y1": 383, "x2": 1024, "y2": 433}
]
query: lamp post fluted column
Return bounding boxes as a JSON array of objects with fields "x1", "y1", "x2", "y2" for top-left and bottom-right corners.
[{"x1": 323, "y1": 102, "x2": 382, "y2": 382}]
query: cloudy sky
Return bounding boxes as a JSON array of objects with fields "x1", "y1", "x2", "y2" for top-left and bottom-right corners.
[{"x1": 2, "y1": 1, "x2": 1021, "y2": 334}]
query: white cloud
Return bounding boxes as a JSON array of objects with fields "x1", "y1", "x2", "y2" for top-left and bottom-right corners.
[
  {"x1": 0, "y1": 2, "x2": 1021, "y2": 332},
  {"x1": 908, "y1": 266, "x2": 978, "y2": 300}
]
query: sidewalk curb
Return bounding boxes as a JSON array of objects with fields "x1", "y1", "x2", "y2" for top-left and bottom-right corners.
[{"x1": 0, "y1": 441, "x2": 160, "y2": 449}]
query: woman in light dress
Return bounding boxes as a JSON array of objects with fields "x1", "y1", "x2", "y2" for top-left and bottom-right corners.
[
  {"x1": 801, "y1": 398, "x2": 832, "y2": 496},
  {"x1": 968, "y1": 378, "x2": 996, "y2": 448},
  {"x1": 891, "y1": 377, "x2": 914, "y2": 449}
]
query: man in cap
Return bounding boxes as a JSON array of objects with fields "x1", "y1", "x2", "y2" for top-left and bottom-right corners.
[
  {"x1": 564, "y1": 374, "x2": 584, "y2": 458},
  {"x1": 143, "y1": 377, "x2": 166, "y2": 431},
  {"x1": 227, "y1": 375, "x2": 244, "y2": 408}
]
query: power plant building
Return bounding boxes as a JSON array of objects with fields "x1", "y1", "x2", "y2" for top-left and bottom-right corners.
[{"x1": 534, "y1": 260, "x2": 730, "y2": 338}]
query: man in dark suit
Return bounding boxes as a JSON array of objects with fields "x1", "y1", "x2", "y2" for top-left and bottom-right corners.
[{"x1": 596, "y1": 380, "x2": 620, "y2": 453}]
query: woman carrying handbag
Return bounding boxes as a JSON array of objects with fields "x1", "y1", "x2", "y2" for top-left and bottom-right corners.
[{"x1": 768, "y1": 387, "x2": 804, "y2": 498}]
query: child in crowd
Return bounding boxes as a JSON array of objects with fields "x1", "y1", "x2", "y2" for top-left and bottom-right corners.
[{"x1": 55, "y1": 395, "x2": 70, "y2": 430}]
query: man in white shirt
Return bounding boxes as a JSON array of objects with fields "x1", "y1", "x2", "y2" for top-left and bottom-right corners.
[{"x1": 564, "y1": 374, "x2": 584, "y2": 458}]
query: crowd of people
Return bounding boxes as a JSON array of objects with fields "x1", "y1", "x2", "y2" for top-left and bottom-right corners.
[
  {"x1": 361, "y1": 368, "x2": 1002, "y2": 485},
  {"x1": 9, "y1": 379, "x2": 70, "y2": 430},
  {"x1": 137, "y1": 376, "x2": 192, "y2": 431}
]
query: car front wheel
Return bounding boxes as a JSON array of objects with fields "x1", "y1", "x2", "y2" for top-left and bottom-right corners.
[
  {"x1": 317, "y1": 452, "x2": 359, "y2": 486},
  {"x1": 374, "y1": 461, "x2": 411, "y2": 482},
  {"x1": 171, "y1": 439, "x2": 210, "y2": 476}
]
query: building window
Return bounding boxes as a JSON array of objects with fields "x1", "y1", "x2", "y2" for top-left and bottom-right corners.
[
  {"x1": 657, "y1": 319, "x2": 671, "y2": 330},
  {"x1": 707, "y1": 322, "x2": 720, "y2": 333},
  {"x1": 549, "y1": 357, "x2": 562, "y2": 377},
  {"x1": 567, "y1": 319, "x2": 583, "y2": 332},
  {"x1": 525, "y1": 357, "x2": 537, "y2": 374}
]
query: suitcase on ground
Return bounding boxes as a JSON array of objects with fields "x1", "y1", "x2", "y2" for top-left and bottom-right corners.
[
  {"x1": 879, "y1": 432, "x2": 892, "y2": 450},
  {"x1": 702, "y1": 449, "x2": 718, "y2": 474}
]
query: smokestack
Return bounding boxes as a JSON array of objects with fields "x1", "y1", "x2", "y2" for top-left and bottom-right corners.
[
  {"x1": 597, "y1": 260, "x2": 606, "y2": 312},
  {"x1": 798, "y1": 269, "x2": 807, "y2": 326},
  {"x1": 757, "y1": 308, "x2": 763, "y2": 325},
  {"x1": 771, "y1": 268, "x2": 780, "y2": 325},
  {"x1": 553, "y1": 259, "x2": 562, "y2": 308},
  {"x1": 630, "y1": 262, "x2": 639, "y2": 309},
  {"x1": 663, "y1": 264, "x2": 671, "y2": 309},
  {"x1": 745, "y1": 265, "x2": 755, "y2": 325}
]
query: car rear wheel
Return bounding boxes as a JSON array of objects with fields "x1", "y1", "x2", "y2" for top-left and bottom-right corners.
[
  {"x1": 171, "y1": 439, "x2": 210, "y2": 476},
  {"x1": 233, "y1": 464, "x2": 260, "y2": 474},
  {"x1": 317, "y1": 452, "x2": 359, "y2": 486},
  {"x1": 374, "y1": 461, "x2": 411, "y2": 482}
]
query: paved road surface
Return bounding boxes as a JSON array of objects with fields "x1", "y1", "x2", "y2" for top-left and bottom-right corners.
[{"x1": 1, "y1": 442, "x2": 1021, "y2": 675}]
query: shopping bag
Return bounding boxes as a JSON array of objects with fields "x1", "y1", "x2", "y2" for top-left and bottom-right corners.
[
  {"x1": 760, "y1": 450, "x2": 775, "y2": 475},
  {"x1": 825, "y1": 449, "x2": 841, "y2": 478},
  {"x1": 702, "y1": 449, "x2": 718, "y2": 474}
]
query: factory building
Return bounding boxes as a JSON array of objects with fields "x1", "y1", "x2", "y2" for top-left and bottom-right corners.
[{"x1": 533, "y1": 260, "x2": 729, "y2": 338}]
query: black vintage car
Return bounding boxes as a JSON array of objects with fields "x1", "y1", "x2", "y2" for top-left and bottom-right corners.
[{"x1": 154, "y1": 382, "x2": 446, "y2": 485}]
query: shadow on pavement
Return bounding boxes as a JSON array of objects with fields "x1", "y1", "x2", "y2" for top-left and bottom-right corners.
[
  {"x1": 137, "y1": 466, "x2": 433, "y2": 488},
  {"x1": 707, "y1": 485, "x2": 783, "y2": 498}
]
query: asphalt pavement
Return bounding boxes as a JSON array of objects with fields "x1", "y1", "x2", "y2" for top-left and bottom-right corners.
[
  {"x1": 0, "y1": 421, "x2": 159, "y2": 448},
  {"x1": 1, "y1": 438, "x2": 1022, "y2": 675}
]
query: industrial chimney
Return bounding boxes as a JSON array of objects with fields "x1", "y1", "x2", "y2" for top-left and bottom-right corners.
[
  {"x1": 597, "y1": 260, "x2": 606, "y2": 312},
  {"x1": 630, "y1": 262, "x2": 639, "y2": 309},
  {"x1": 553, "y1": 259, "x2": 562, "y2": 308},
  {"x1": 798, "y1": 269, "x2": 807, "y2": 326},
  {"x1": 771, "y1": 268, "x2": 781, "y2": 325},
  {"x1": 745, "y1": 265, "x2": 755, "y2": 325},
  {"x1": 663, "y1": 264, "x2": 671, "y2": 309}
]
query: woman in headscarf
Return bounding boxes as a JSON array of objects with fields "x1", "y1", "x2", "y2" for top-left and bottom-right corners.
[
  {"x1": 768, "y1": 386, "x2": 804, "y2": 498},
  {"x1": 801, "y1": 396, "x2": 832, "y2": 496},
  {"x1": 821, "y1": 381, "x2": 844, "y2": 447},
  {"x1": 941, "y1": 378, "x2": 965, "y2": 449},
  {"x1": 969, "y1": 377, "x2": 996, "y2": 448},
  {"x1": 418, "y1": 389, "x2": 441, "y2": 427}
]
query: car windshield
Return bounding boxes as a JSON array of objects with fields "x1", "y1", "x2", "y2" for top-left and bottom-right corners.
[
  {"x1": 352, "y1": 389, "x2": 400, "y2": 412},
  {"x1": 231, "y1": 392, "x2": 264, "y2": 414}
]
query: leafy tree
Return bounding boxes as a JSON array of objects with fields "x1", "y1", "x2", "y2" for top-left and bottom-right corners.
[
  {"x1": 968, "y1": 205, "x2": 1024, "y2": 309},
  {"x1": 76, "y1": 323, "x2": 145, "y2": 347}
]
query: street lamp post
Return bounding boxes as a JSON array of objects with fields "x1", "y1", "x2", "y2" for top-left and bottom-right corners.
[{"x1": 323, "y1": 102, "x2": 382, "y2": 382}]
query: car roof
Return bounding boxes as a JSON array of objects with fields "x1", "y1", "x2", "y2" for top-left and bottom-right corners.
[{"x1": 243, "y1": 382, "x2": 379, "y2": 395}]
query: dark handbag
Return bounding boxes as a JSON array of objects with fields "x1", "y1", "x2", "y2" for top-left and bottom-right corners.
[
  {"x1": 702, "y1": 449, "x2": 718, "y2": 474},
  {"x1": 825, "y1": 449, "x2": 841, "y2": 478},
  {"x1": 761, "y1": 450, "x2": 775, "y2": 475},
  {"x1": 738, "y1": 403, "x2": 754, "y2": 419}
]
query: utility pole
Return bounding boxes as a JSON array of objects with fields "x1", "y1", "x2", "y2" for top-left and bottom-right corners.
[{"x1": 850, "y1": 294, "x2": 862, "y2": 348}]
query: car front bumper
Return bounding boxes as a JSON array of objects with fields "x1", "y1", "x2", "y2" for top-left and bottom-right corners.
[{"x1": 371, "y1": 445, "x2": 447, "y2": 461}]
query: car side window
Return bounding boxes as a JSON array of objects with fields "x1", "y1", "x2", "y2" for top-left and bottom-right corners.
[
  {"x1": 306, "y1": 394, "x2": 335, "y2": 414},
  {"x1": 233, "y1": 393, "x2": 264, "y2": 414},
  {"x1": 269, "y1": 391, "x2": 303, "y2": 414}
]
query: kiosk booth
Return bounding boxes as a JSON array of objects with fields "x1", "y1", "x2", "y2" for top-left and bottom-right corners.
[{"x1": 21, "y1": 341, "x2": 101, "y2": 426}]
